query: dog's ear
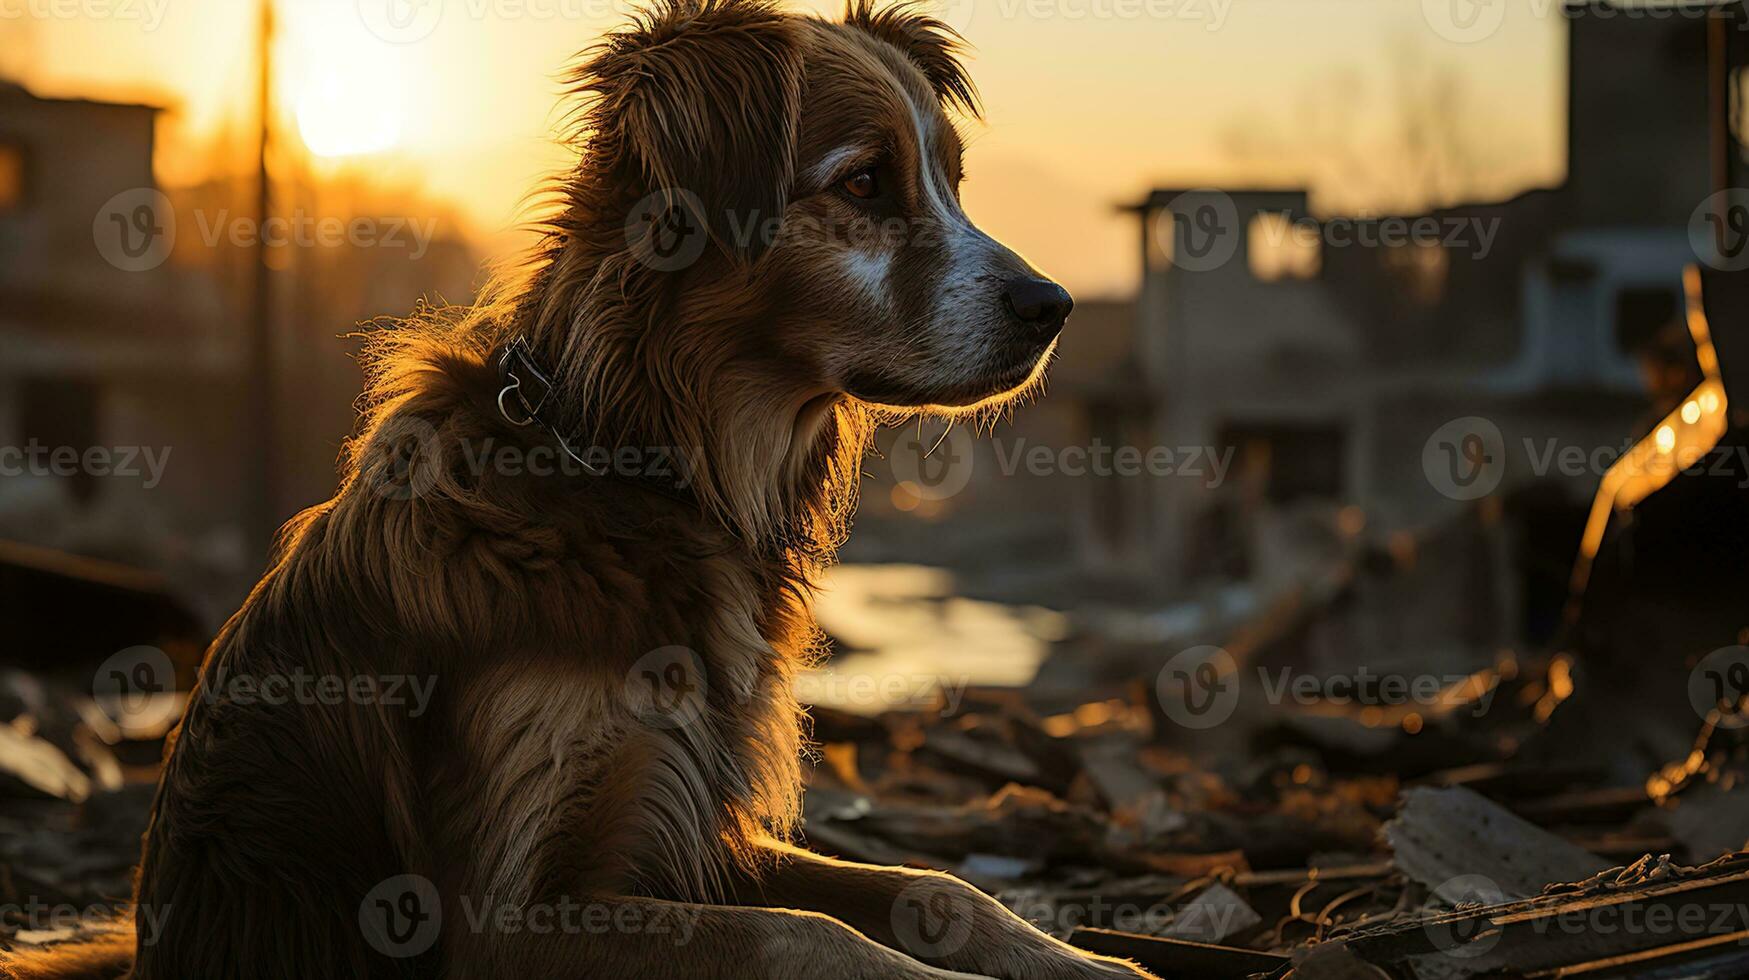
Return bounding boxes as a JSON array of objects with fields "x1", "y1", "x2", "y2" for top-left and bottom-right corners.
[
  {"x1": 576, "y1": 0, "x2": 803, "y2": 264},
  {"x1": 843, "y1": 0, "x2": 981, "y2": 117}
]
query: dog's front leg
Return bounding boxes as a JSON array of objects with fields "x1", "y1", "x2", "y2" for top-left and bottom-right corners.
[
  {"x1": 734, "y1": 840, "x2": 1161, "y2": 980},
  {"x1": 446, "y1": 895, "x2": 994, "y2": 980}
]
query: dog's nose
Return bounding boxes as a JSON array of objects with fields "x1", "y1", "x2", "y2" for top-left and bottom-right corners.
[{"x1": 1002, "y1": 277, "x2": 1073, "y2": 338}]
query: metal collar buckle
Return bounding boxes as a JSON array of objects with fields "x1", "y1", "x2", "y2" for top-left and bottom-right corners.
[
  {"x1": 496, "y1": 336, "x2": 553, "y2": 427},
  {"x1": 494, "y1": 336, "x2": 607, "y2": 477}
]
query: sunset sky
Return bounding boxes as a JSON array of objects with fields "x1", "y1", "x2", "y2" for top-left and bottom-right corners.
[{"x1": 3, "y1": 0, "x2": 1567, "y2": 297}]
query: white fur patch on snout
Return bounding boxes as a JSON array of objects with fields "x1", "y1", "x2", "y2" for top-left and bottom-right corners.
[{"x1": 840, "y1": 247, "x2": 893, "y2": 308}]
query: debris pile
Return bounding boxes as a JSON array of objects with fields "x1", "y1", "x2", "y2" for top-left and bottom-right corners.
[
  {"x1": 800, "y1": 661, "x2": 1749, "y2": 978},
  {"x1": 1, "y1": 534, "x2": 1746, "y2": 978}
]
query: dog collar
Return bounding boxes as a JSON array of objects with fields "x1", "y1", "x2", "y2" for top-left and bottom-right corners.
[{"x1": 492, "y1": 336, "x2": 699, "y2": 509}]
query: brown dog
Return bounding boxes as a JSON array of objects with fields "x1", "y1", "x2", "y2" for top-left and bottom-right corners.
[{"x1": 1, "y1": 2, "x2": 1158, "y2": 977}]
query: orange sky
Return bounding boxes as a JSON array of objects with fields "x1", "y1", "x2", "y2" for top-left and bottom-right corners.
[{"x1": 3, "y1": 0, "x2": 1565, "y2": 297}]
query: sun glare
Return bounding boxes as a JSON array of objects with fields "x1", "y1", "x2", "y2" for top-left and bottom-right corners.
[{"x1": 290, "y1": 12, "x2": 406, "y2": 159}]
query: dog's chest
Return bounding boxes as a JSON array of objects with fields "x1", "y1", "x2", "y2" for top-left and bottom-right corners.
[{"x1": 461, "y1": 552, "x2": 807, "y2": 902}]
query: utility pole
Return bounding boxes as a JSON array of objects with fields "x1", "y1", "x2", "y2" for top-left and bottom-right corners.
[{"x1": 248, "y1": 0, "x2": 277, "y2": 564}]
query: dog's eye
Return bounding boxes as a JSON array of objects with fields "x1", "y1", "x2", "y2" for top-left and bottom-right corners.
[{"x1": 842, "y1": 168, "x2": 879, "y2": 200}]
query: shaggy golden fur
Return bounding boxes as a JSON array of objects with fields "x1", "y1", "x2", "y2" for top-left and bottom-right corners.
[{"x1": 1, "y1": 2, "x2": 1149, "y2": 977}]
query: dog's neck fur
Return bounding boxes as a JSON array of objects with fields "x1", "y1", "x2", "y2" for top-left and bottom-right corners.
[{"x1": 484, "y1": 215, "x2": 871, "y2": 575}]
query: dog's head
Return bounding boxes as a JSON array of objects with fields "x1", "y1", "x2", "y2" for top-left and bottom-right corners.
[{"x1": 582, "y1": 0, "x2": 1070, "y2": 412}]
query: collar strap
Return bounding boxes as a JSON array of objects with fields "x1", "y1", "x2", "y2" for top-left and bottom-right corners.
[{"x1": 492, "y1": 336, "x2": 699, "y2": 509}]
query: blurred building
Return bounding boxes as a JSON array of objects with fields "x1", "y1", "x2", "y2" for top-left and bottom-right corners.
[
  {"x1": 1122, "y1": 1, "x2": 1719, "y2": 615},
  {"x1": 0, "y1": 79, "x2": 481, "y2": 616},
  {"x1": 0, "y1": 81, "x2": 243, "y2": 584}
]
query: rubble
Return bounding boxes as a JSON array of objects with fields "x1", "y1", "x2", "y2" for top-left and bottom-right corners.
[
  {"x1": 790, "y1": 526, "x2": 1749, "y2": 980},
  {"x1": 3, "y1": 531, "x2": 1748, "y2": 978},
  {"x1": 1383, "y1": 786, "x2": 1613, "y2": 902}
]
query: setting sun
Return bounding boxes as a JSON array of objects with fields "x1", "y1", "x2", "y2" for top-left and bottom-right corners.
[{"x1": 290, "y1": 13, "x2": 405, "y2": 159}]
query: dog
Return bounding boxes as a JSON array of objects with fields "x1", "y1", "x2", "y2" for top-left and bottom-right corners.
[{"x1": 1, "y1": 2, "x2": 1159, "y2": 977}]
